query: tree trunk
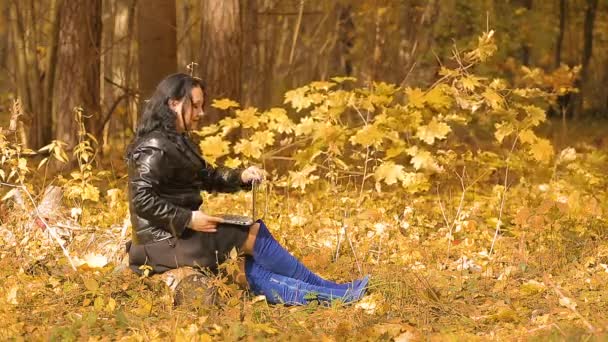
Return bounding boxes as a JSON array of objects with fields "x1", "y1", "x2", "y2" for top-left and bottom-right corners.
[
  {"x1": 54, "y1": 0, "x2": 102, "y2": 148},
  {"x1": 137, "y1": 0, "x2": 177, "y2": 102},
  {"x1": 555, "y1": 0, "x2": 566, "y2": 68},
  {"x1": 9, "y1": 0, "x2": 53, "y2": 149},
  {"x1": 575, "y1": 0, "x2": 598, "y2": 119},
  {"x1": 520, "y1": 0, "x2": 533, "y2": 66},
  {"x1": 199, "y1": 0, "x2": 242, "y2": 124}
]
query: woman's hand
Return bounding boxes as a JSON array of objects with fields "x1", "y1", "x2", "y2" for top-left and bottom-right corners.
[
  {"x1": 241, "y1": 166, "x2": 266, "y2": 185},
  {"x1": 190, "y1": 211, "x2": 224, "y2": 232}
]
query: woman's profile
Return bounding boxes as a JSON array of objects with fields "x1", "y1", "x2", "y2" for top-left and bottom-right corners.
[{"x1": 125, "y1": 73, "x2": 369, "y2": 305}]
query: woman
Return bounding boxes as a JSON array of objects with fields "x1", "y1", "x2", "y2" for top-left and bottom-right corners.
[{"x1": 126, "y1": 73, "x2": 368, "y2": 305}]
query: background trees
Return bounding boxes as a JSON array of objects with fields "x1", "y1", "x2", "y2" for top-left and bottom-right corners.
[{"x1": 0, "y1": 0, "x2": 606, "y2": 150}]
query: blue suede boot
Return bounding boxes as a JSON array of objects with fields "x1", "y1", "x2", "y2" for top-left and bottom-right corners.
[
  {"x1": 245, "y1": 257, "x2": 368, "y2": 305},
  {"x1": 253, "y1": 220, "x2": 367, "y2": 290}
]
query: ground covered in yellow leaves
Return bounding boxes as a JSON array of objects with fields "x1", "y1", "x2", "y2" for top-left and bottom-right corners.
[{"x1": 1, "y1": 159, "x2": 607, "y2": 341}]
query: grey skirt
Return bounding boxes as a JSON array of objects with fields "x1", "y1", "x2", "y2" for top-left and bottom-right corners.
[{"x1": 127, "y1": 223, "x2": 249, "y2": 275}]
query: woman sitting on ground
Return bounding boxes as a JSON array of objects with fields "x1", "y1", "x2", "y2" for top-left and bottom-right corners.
[{"x1": 125, "y1": 73, "x2": 368, "y2": 305}]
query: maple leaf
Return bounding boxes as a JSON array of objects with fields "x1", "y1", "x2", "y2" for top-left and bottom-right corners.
[
  {"x1": 212, "y1": 98, "x2": 240, "y2": 110},
  {"x1": 331, "y1": 76, "x2": 357, "y2": 83},
  {"x1": 252, "y1": 131, "x2": 275, "y2": 147},
  {"x1": 224, "y1": 157, "x2": 242, "y2": 168},
  {"x1": 284, "y1": 86, "x2": 312, "y2": 112},
  {"x1": 460, "y1": 75, "x2": 484, "y2": 91},
  {"x1": 374, "y1": 161, "x2": 405, "y2": 185},
  {"x1": 482, "y1": 88, "x2": 504, "y2": 109},
  {"x1": 288, "y1": 165, "x2": 319, "y2": 191},
  {"x1": 415, "y1": 118, "x2": 451, "y2": 145},
  {"x1": 522, "y1": 105, "x2": 546, "y2": 127},
  {"x1": 310, "y1": 81, "x2": 335, "y2": 91},
  {"x1": 196, "y1": 123, "x2": 220, "y2": 137},
  {"x1": 518, "y1": 129, "x2": 537, "y2": 145},
  {"x1": 200, "y1": 136, "x2": 230, "y2": 166},
  {"x1": 236, "y1": 107, "x2": 260, "y2": 129},
  {"x1": 405, "y1": 87, "x2": 425, "y2": 108},
  {"x1": 425, "y1": 86, "x2": 451, "y2": 110},
  {"x1": 529, "y1": 138, "x2": 553, "y2": 163},
  {"x1": 218, "y1": 117, "x2": 241, "y2": 136},
  {"x1": 234, "y1": 139, "x2": 262, "y2": 159},
  {"x1": 294, "y1": 117, "x2": 316, "y2": 136},
  {"x1": 494, "y1": 122, "x2": 514, "y2": 143},
  {"x1": 349, "y1": 125, "x2": 385, "y2": 148},
  {"x1": 406, "y1": 146, "x2": 441, "y2": 172}
]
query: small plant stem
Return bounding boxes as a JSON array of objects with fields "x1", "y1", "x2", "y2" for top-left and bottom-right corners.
[
  {"x1": 438, "y1": 166, "x2": 467, "y2": 263},
  {"x1": 359, "y1": 146, "x2": 370, "y2": 202},
  {"x1": 344, "y1": 225, "x2": 362, "y2": 275},
  {"x1": 489, "y1": 135, "x2": 519, "y2": 257}
]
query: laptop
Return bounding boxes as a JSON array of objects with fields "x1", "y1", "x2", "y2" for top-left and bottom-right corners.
[{"x1": 218, "y1": 181, "x2": 259, "y2": 227}]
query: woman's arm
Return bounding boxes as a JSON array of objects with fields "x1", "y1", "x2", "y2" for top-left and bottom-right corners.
[
  {"x1": 130, "y1": 146, "x2": 192, "y2": 237},
  {"x1": 199, "y1": 165, "x2": 247, "y2": 193}
]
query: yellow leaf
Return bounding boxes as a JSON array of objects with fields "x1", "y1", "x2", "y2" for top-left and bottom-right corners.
[
  {"x1": 212, "y1": 98, "x2": 240, "y2": 110},
  {"x1": 197, "y1": 124, "x2": 220, "y2": 137},
  {"x1": 425, "y1": 86, "x2": 451, "y2": 110},
  {"x1": 252, "y1": 131, "x2": 275, "y2": 147},
  {"x1": 224, "y1": 157, "x2": 242, "y2": 168},
  {"x1": 310, "y1": 81, "x2": 335, "y2": 91},
  {"x1": 482, "y1": 88, "x2": 504, "y2": 109},
  {"x1": 405, "y1": 87, "x2": 425, "y2": 108},
  {"x1": 415, "y1": 118, "x2": 451, "y2": 145},
  {"x1": 529, "y1": 139, "x2": 553, "y2": 163},
  {"x1": 494, "y1": 122, "x2": 514, "y2": 143},
  {"x1": 218, "y1": 117, "x2": 241, "y2": 136},
  {"x1": 406, "y1": 147, "x2": 441, "y2": 172},
  {"x1": 518, "y1": 129, "x2": 537, "y2": 145},
  {"x1": 460, "y1": 75, "x2": 483, "y2": 91},
  {"x1": 374, "y1": 161, "x2": 405, "y2": 185},
  {"x1": 200, "y1": 136, "x2": 230, "y2": 166},
  {"x1": 331, "y1": 76, "x2": 357, "y2": 83},
  {"x1": 234, "y1": 139, "x2": 262, "y2": 159},
  {"x1": 523, "y1": 105, "x2": 546, "y2": 126},
  {"x1": 84, "y1": 278, "x2": 99, "y2": 292},
  {"x1": 349, "y1": 125, "x2": 385, "y2": 148},
  {"x1": 236, "y1": 107, "x2": 260, "y2": 129},
  {"x1": 294, "y1": 117, "x2": 316, "y2": 136},
  {"x1": 38, "y1": 157, "x2": 49, "y2": 169},
  {"x1": 288, "y1": 165, "x2": 319, "y2": 191},
  {"x1": 284, "y1": 86, "x2": 312, "y2": 112}
]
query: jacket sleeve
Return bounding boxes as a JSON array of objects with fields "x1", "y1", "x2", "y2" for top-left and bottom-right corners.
[
  {"x1": 199, "y1": 165, "x2": 247, "y2": 193},
  {"x1": 129, "y1": 146, "x2": 191, "y2": 237}
]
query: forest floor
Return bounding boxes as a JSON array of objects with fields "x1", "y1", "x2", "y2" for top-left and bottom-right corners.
[{"x1": 1, "y1": 120, "x2": 607, "y2": 341}]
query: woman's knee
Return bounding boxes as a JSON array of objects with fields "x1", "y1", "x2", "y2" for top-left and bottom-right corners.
[{"x1": 240, "y1": 222, "x2": 260, "y2": 254}]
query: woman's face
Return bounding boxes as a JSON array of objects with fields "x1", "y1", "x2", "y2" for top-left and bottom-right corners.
[{"x1": 171, "y1": 86, "x2": 205, "y2": 132}]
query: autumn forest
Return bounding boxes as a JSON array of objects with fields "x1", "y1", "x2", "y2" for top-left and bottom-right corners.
[{"x1": 1, "y1": 0, "x2": 608, "y2": 340}]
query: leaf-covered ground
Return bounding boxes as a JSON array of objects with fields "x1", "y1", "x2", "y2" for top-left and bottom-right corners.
[{"x1": 1, "y1": 141, "x2": 607, "y2": 341}]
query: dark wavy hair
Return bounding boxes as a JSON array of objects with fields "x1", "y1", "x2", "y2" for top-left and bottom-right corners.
[{"x1": 126, "y1": 73, "x2": 204, "y2": 157}]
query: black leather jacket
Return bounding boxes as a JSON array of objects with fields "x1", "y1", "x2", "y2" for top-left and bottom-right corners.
[{"x1": 127, "y1": 131, "x2": 245, "y2": 244}]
